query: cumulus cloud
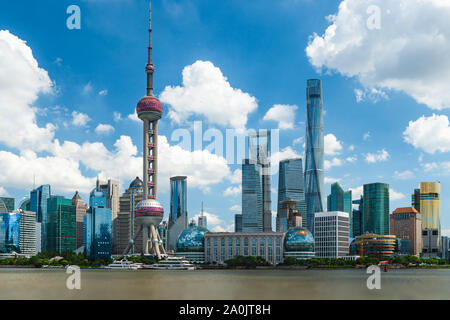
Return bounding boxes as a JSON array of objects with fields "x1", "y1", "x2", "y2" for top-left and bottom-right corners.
[
  {"x1": 263, "y1": 104, "x2": 298, "y2": 129},
  {"x1": 0, "y1": 187, "x2": 9, "y2": 197},
  {"x1": 324, "y1": 157, "x2": 343, "y2": 170},
  {"x1": 128, "y1": 111, "x2": 140, "y2": 122},
  {"x1": 354, "y1": 88, "x2": 388, "y2": 103},
  {"x1": 0, "y1": 30, "x2": 55, "y2": 152},
  {"x1": 422, "y1": 161, "x2": 450, "y2": 176},
  {"x1": 390, "y1": 189, "x2": 405, "y2": 201},
  {"x1": 94, "y1": 123, "x2": 115, "y2": 135},
  {"x1": 113, "y1": 112, "x2": 122, "y2": 122},
  {"x1": 306, "y1": 0, "x2": 450, "y2": 110},
  {"x1": 365, "y1": 149, "x2": 390, "y2": 163},
  {"x1": 191, "y1": 211, "x2": 224, "y2": 227},
  {"x1": 72, "y1": 111, "x2": 90, "y2": 126},
  {"x1": 230, "y1": 205, "x2": 241, "y2": 212},
  {"x1": 227, "y1": 169, "x2": 242, "y2": 184},
  {"x1": 98, "y1": 89, "x2": 108, "y2": 96},
  {"x1": 363, "y1": 132, "x2": 371, "y2": 141},
  {"x1": 403, "y1": 114, "x2": 450, "y2": 154},
  {"x1": 325, "y1": 176, "x2": 341, "y2": 184},
  {"x1": 160, "y1": 60, "x2": 257, "y2": 131},
  {"x1": 324, "y1": 133, "x2": 343, "y2": 155},
  {"x1": 224, "y1": 185, "x2": 241, "y2": 197},
  {"x1": 394, "y1": 170, "x2": 414, "y2": 180}
]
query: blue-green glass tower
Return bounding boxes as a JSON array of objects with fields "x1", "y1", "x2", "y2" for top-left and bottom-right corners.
[
  {"x1": 0, "y1": 213, "x2": 21, "y2": 253},
  {"x1": 242, "y1": 159, "x2": 263, "y2": 232},
  {"x1": 167, "y1": 176, "x2": 188, "y2": 251},
  {"x1": 363, "y1": 183, "x2": 390, "y2": 235},
  {"x1": 85, "y1": 189, "x2": 112, "y2": 259},
  {"x1": 30, "y1": 185, "x2": 51, "y2": 251},
  {"x1": 327, "y1": 182, "x2": 352, "y2": 236},
  {"x1": 305, "y1": 79, "x2": 324, "y2": 235},
  {"x1": 0, "y1": 197, "x2": 15, "y2": 213},
  {"x1": 278, "y1": 158, "x2": 307, "y2": 228}
]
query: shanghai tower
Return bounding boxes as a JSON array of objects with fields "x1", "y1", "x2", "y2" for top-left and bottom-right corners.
[{"x1": 304, "y1": 79, "x2": 324, "y2": 235}]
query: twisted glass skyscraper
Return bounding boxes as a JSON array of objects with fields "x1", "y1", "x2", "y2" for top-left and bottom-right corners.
[{"x1": 304, "y1": 79, "x2": 324, "y2": 235}]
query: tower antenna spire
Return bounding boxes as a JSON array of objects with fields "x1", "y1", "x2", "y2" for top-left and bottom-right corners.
[{"x1": 146, "y1": 0, "x2": 155, "y2": 97}]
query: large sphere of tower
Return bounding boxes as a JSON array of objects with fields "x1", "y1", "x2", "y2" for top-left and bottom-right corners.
[
  {"x1": 136, "y1": 96, "x2": 163, "y2": 121},
  {"x1": 135, "y1": 198, "x2": 164, "y2": 226}
]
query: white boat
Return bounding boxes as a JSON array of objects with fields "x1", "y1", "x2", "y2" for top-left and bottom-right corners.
[
  {"x1": 104, "y1": 259, "x2": 142, "y2": 270},
  {"x1": 146, "y1": 257, "x2": 195, "y2": 270}
]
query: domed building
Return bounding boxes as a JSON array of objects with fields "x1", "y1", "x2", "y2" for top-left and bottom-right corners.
[
  {"x1": 283, "y1": 227, "x2": 315, "y2": 259},
  {"x1": 174, "y1": 221, "x2": 209, "y2": 263}
]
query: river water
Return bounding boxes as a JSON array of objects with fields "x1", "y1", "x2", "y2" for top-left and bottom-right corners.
[{"x1": 1, "y1": 268, "x2": 449, "y2": 300}]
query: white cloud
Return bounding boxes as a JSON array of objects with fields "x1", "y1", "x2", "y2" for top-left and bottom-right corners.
[
  {"x1": 0, "y1": 187, "x2": 9, "y2": 197},
  {"x1": 422, "y1": 161, "x2": 450, "y2": 176},
  {"x1": 403, "y1": 114, "x2": 450, "y2": 154},
  {"x1": 263, "y1": 104, "x2": 298, "y2": 129},
  {"x1": 363, "y1": 132, "x2": 371, "y2": 141},
  {"x1": 192, "y1": 211, "x2": 223, "y2": 227},
  {"x1": 350, "y1": 186, "x2": 363, "y2": 201},
  {"x1": 98, "y1": 89, "x2": 108, "y2": 96},
  {"x1": 293, "y1": 137, "x2": 304, "y2": 146},
  {"x1": 324, "y1": 133, "x2": 343, "y2": 155},
  {"x1": 160, "y1": 60, "x2": 257, "y2": 131},
  {"x1": 390, "y1": 189, "x2": 405, "y2": 201},
  {"x1": 365, "y1": 149, "x2": 390, "y2": 163},
  {"x1": 230, "y1": 205, "x2": 241, "y2": 212},
  {"x1": 227, "y1": 169, "x2": 242, "y2": 184},
  {"x1": 442, "y1": 229, "x2": 450, "y2": 237},
  {"x1": 348, "y1": 145, "x2": 355, "y2": 151},
  {"x1": 224, "y1": 185, "x2": 241, "y2": 197},
  {"x1": 325, "y1": 176, "x2": 341, "y2": 184},
  {"x1": 306, "y1": 0, "x2": 450, "y2": 110},
  {"x1": 0, "y1": 30, "x2": 55, "y2": 152},
  {"x1": 82, "y1": 82, "x2": 93, "y2": 95},
  {"x1": 346, "y1": 156, "x2": 357, "y2": 163},
  {"x1": 271, "y1": 146, "x2": 301, "y2": 173},
  {"x1": 113, "y1": 112, "x2": 122, "y2": 122},
  {"x1": 71, "y1": 111, "x2": 90, "y2": 127},
  {"x1": 212, "y1": 224, "x2": 234, "y2": 233},
  {"x1": 94, "y1": 124, "x2": 115, "y2": 135},
  {"x1": 128, "y1": 111, "x2": 140, "y2": 122},
  {"x1": 394, "y1": 170, "x2": 414, "y2": 180},
  {"x1": 354, "y1": 88, "x2": 388, "y2": 103},
  {"x1": 324, "y1": 157, "x2": 343, "y2": 170}
]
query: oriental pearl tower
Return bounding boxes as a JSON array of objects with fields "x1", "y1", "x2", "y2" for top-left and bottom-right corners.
[{"x1": 125, "y1": 0, "x2": 166, "y2": 259}]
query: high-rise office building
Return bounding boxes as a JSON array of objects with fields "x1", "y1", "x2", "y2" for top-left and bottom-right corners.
[
  {"x1": 167, "y1": 176, "x2": 188, "y2": 251},
  {"x1": 95, "y1": 178, "x2": 119, "y2": 253},
  {"x1": 17, "y1": 210, "x2": 37, "y2": 256},
  {"x1": 0, "y1": 197, "x2": 14, "y2": 213},
  {"x1": 85, "y1": 189, "x2": 112, "y2": 259},
  {"x1": 278, "y1": 158, "x2": 306, "y2": 228},
  {"x1": 441, "y1": 236, "x2": 449, "y2": 259},
  {"x1": 0, "y1": 213, "x2": 20, "y2": 253},
  {"x1": 418, "y1": 182, "x2": 441, "y2": 251},
  {"x1": 72, "y1": 191, "x2": 88, "y2": 250},
  {"x1": 158, "y1": 220, "x2": 168, "y2": 250},
  {"x1": 390, "y1": 207, "x2": 422, "y2": 256},
  {"x1": 411, "y1": 188, "x2": 420, "y2": 212},
  {"x1": 352, "y1": 197, "x2": 363, "y2": 237},
  {"x1": 242, "y1": 159, "x2": 263, "y2": 232},
  {"x1": 198, "y1": 202, "x2": 207, "y2": 229},
  {"x1": 363, "y1": 183, "x2": 390, "y2": 235},
  {"x1": 248, "y1": 130, "x2": 272, "y2": 232},
  {"x1": 46, "y1": 196, "x2": 76, "y2": 253},
  {"x1": 30, "y1": 184, "x2": 51, "y2": 251},
  {"x1": 305, "y1": 79, "x2": 324, "y2": 235},
  {"x1": 235, "y1": 214, "x2": 242, "y2": 232},
  {"x1": 117, "y1": 177, "x2": 144, "y2": 254},
  {"x1": 276, "y1": 199, "x2": 302, "y2": 232},
  {"x1": 314, "y1": 211, "x2": 349, "y2": 258},
  {"x1": 327, "y1": 182, "x2": 352, "y2": 237}
]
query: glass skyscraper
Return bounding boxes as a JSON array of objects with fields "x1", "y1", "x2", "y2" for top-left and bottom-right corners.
[
  {"x1": 248, "y1": 130, "x2": 272, "y2": 232},
  {"x1": 327, "y1": 182, "x2": 352, "y2": 237},
  {"x1": 167, "y1": 176, "x2": 188, "y2": 251},
  {"x1": 352, "y1": 197, "x2": 363, "y2": 237},
  {"x1": 0, "y1": 213, "x2": 20, "y2": 253},
  {"x1": 85, "y1": 189, "x2": 112, "y2": 259},
  {"x1": 363, "y1": 183, "x2": 390, "y2": 235},
  {"x1": 46, "y1": 196, "x2": 76, "y2": 253},
  {"x1": 0, "y1": 197, "x2": 15, "y2": 213},
  {"x1": 30, "y1": 185, "x2": 51, "y2": 251},
  {"x1": 278, "y1": 158, "x2": 306, "y2": 228},
  {"x1": 304, "y1": 79, "x2": 324, "y2": 235},
  {"x1": 242, "y1": 159, "x2": 263, "y2": 232}
]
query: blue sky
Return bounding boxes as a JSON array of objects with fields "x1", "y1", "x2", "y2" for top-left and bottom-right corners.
[{"x1": 0, "y1": 0, "x2": 449, "y2": 234}]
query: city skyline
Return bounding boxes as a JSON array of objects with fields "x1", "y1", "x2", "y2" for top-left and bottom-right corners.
[{"x1": 0, "y1": 0, "x2": 449, "y2": 236}]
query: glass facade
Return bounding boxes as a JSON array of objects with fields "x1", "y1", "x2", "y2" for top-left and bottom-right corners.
[
  {"x1": 363, "y1": 183, "x2": 389, "y2": 235},
  {"x1": 0, "y1": 213, "x2": 21, "y2": 253},
  {"x1": 284, "y1": 227, "x2": 315, "y2": 252},
  {"x1": 419, "y1": 182, "x2": 441, "y2": 249},
  {"x1": 327, "y1": 183, "x2": 352, "y2": 237},
  {"x1": 30, "y1": 185, "x2": 51, "y2": 251},
  {"x1": 248, "y1": 130, "x2": 272, "y2": 232},
  {"x1": 176, "y1": 224, "x2": 209, "y2": 252},
  {"x1": 0, "y1": 197, "x2": 15, "y2": 213},
  {"x1": 168, "y1": 176, "x2": 188, "y2": 251},
  {"x1": 85, "y1": 189, "x2": 112, "y2": 259},
  {"x1": 304, "y1": 79, "x2": 324, "y2": 235},
  {"x1": 278, "y1": 159, "x2": 307, "y2": 229},
  {"x1": 242, "y1": 159, "x2": 263, "y2": 232},
  {"x1": 46, "y1": 196, "x2": 76, "y2": 253}
]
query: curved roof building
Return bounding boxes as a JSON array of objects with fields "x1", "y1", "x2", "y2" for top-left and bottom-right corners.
[{"x1": 176, "y1": 223, "x2": 209, "y2": 253}]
